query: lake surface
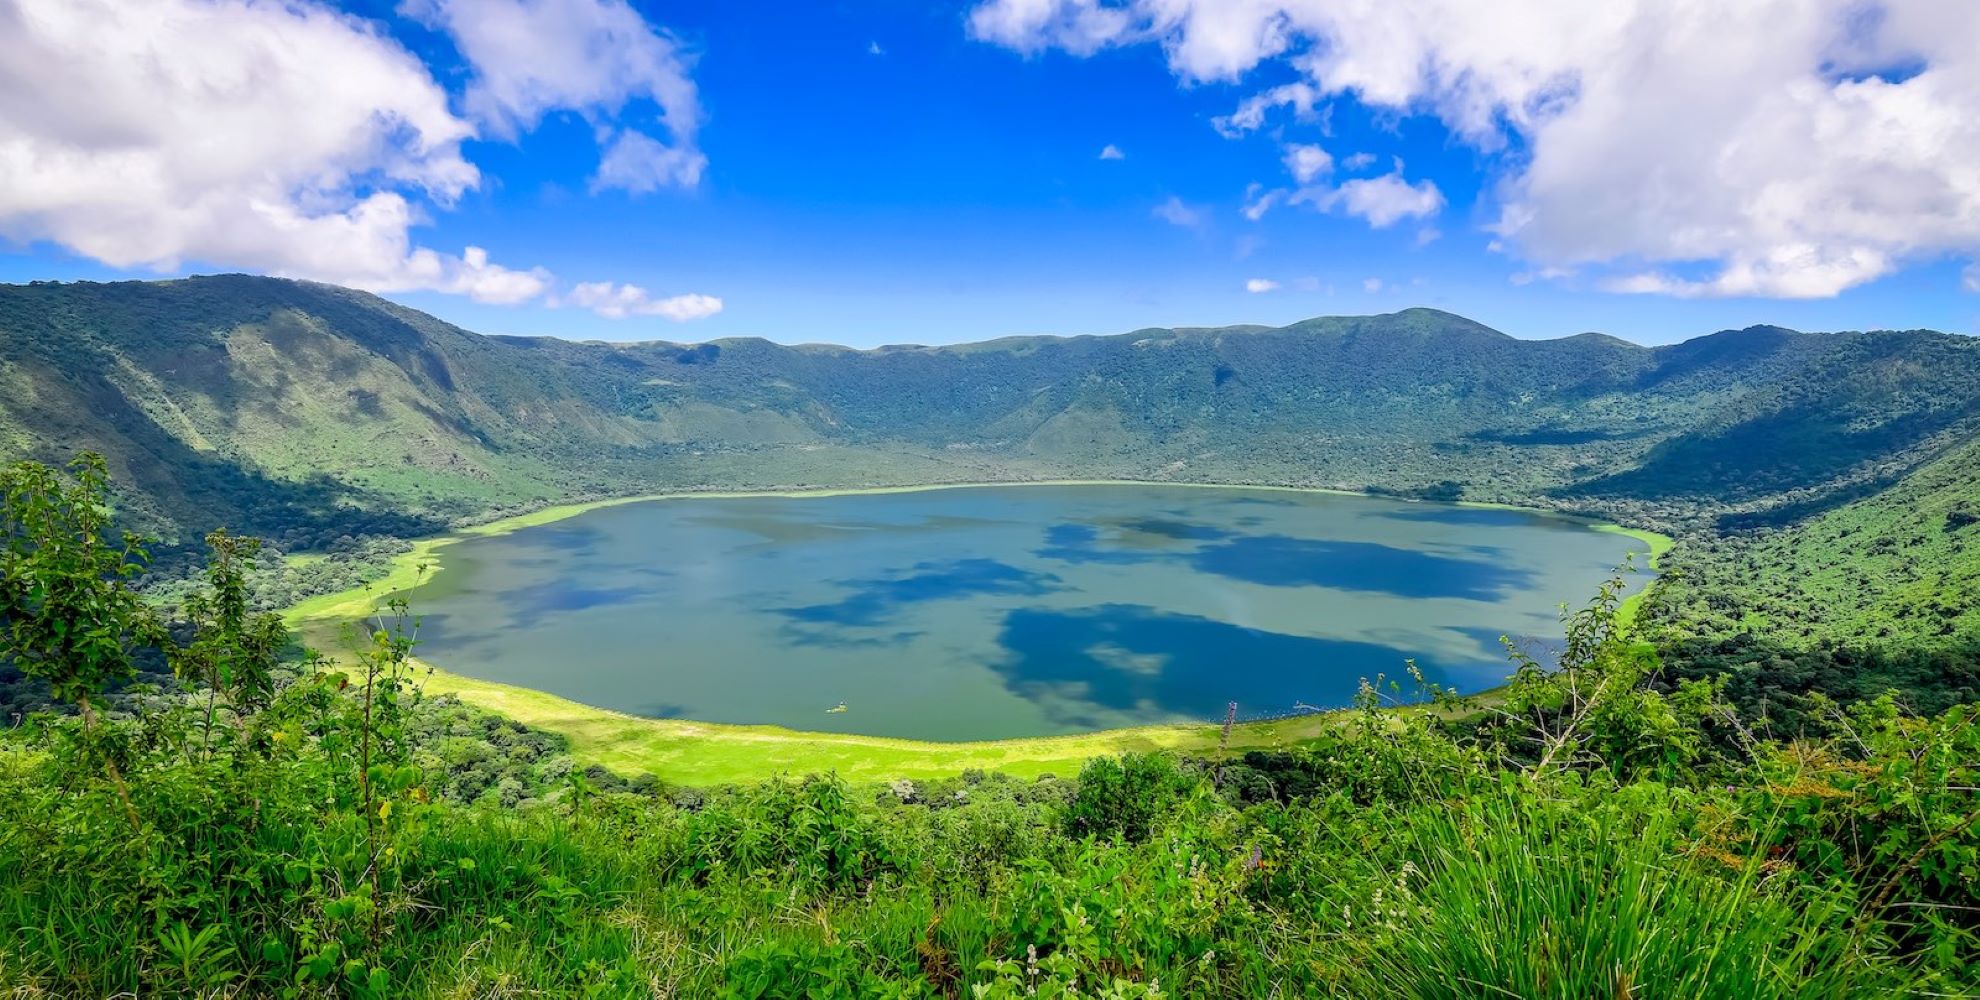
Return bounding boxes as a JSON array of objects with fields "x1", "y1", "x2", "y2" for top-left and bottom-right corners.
[{"x1": 412, "y1": 485, "x2": 1649, "y2": 741}]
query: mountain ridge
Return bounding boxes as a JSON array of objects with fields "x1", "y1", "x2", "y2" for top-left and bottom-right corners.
[
  {"x1": 20, "y1": 275, "x2": 1878, "y2": 352},
  {"x1": 3, "y1": 273, "x2": 1978, "y2": 644}
]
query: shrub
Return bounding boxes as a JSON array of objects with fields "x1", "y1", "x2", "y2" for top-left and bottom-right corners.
[{"x1": 1063, "y1": 753, "x2": 1198, "y2": 843}]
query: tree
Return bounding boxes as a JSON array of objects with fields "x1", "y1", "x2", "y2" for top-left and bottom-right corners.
[
  {"x1": 175, "y1": 528, "x2": 288, "y2": 756},
  {"x1": 0, "y1": 453, "x2": 165, "y2": 829}
]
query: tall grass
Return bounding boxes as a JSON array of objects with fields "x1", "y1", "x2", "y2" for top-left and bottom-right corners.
[{"x1": 1321, "y1": 791, "x2": 1906, "y2": 998}]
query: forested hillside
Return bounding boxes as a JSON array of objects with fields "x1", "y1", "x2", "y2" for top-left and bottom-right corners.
[
  {"x1": 4, "y1": 274, "x2": 1978, "y2": 655},
  {"x1": 2, "y1": 281, "x2": 1977, "y2": 996},
  {"x1": 6, "y1": 276, "x2": 1978, "y2": 530},
  {"x1": 1649, "y1": 433, "x2": 1980, "y2": 647}
]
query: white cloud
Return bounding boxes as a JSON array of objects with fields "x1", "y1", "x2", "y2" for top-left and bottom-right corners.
[
  {"x1": 1213, "y1": 82, "x2": 1321, "y2": 137},
  {"x1": 1342, "y1": 152, "x2": 1377, "y2": 171},
  {"x1": 1281, "y1": 143, "x2": 1332, "y2": 183},
  {"x1": 1362, "y1": 277, "x2": 1384, "y2": 293},
  {"x1": 0, "y1": 0, "x2": 542, "y2": 302},
  {"x1": 403, "y1": 0, "x2": 704, "y2": 193},
  {"x1": 1603, "y1": 246, "x2": 1893, "y2": 298},
  {"x1": 0, "y1": 0, "x2": 706, "y2": 308},
  {"x1": 593, "y1": 129, "x2": 705, "y2": 194},
  {"x1": 967, "y1": 0, "x2": 1137, "y2": 56},
  {"x1": 1099, "y1": 143, "x2": 1126, "y2": 160},
  {"x1": 1152, "y1": 196, "x2": 1207, "y2": 228},
  {"x1": 561, "y1": 282, "x2": 722, "y2": 321},
  {"x1": 1244, "y1": 278, "x2": 1279, "y2": 293},
  {"x1": 967, "y1": 0, "x2": 1980, "y2": 299},
  {"x1": 869, "y1": 40, "x2": 885, "y2": 56},
  {"x1": 1510, "y1": 266, "x2": 1572, "y2": 287},
  {"x1": 410, "y1": 246, "x2": 553, "y2": 304},
  {"x1": 1966, "y1": 263, "x2": 1980, "y2": 293},
  {"x1": 1241, "y1": 185, "x2": 1285, "y2": 221},
  {"x1": 1297, "y1": 172, "x2": 1445, "y2": 228}
]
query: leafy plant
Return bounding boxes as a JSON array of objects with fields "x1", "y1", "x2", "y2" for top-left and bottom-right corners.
[{"x1": 0, "y1": 453, "x2": 165, "y2": 830}]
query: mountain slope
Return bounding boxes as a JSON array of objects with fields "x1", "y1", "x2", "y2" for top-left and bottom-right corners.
[
  {"x1": 3, "y1": 273, "x2": 1978, "y2": 648},
  {"x1": 1647, "y1": 433, "x2": 1980, "y2": 646}
]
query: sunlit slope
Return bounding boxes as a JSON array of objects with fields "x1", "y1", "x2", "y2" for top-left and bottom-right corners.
[
  {"x1": 7, "y1": 274, "x2": 1979, "y2": 551},
  {"x1": 1648, "y1": 433, "x2": 1980, "y2": 647}
]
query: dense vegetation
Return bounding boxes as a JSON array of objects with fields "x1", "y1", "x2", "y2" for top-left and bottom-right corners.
[
  {"x1": 2, "y1": 459, "x2": 1974, "y2": 997},
  {"x1": 2, "y1": 278, "x2": 1977, "y2": 993},
  {"x1": 1647, "y1": 434, "x2": 1980, "y2": 647},
  {"x1": 5, "y1": 280, "x2": 1975, "y2": 535},
  {"x1": 5, "y1": 274, "x2": 1978, "y2": 653}
]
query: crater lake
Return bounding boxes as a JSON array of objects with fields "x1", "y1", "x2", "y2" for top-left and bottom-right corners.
[{"x1": 408, "y1": 484, "x2": 1652, "y2": 741}]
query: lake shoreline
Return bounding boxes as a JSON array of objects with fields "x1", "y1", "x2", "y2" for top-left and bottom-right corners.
[{"x1": 284, "y1": 478, "x2": 1673, "y2": 779}]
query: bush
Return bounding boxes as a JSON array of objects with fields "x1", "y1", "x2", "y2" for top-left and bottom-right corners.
[{"x1": 1063, "y1": 752, "x2": 1198, "y2": 843}]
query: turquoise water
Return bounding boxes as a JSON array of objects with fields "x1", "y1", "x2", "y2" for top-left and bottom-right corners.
[{"x1": 411, "y1": 485, "x2": 1649, "y2": 741}]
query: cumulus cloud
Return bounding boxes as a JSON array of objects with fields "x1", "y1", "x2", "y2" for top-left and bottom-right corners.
[
  {"x1": 0, "y1": 0, "x2": 520, "y2": 298},
  {"x1": 402, "y1": 0, "x2": 704, "y2": 193},
  {"x1": 1362, "y1": 277, "x2": 1384, "y2": 293},
  {"x1": 1152, "y1": 196, "x2": 1207, "y2": 228},
  {"x1": 0, "y1": 0, "x2": 710, "y2": 308},
  {"x1": 593, "y1": 129, "x2": 705, "y2": 194},
  {"x1": 1329, "y1": 174, "x2": 1445, "y2": 228},
  {"x1": 966, "y1": 0, "x2": 1980, "y2": 298},
  {"x1": 1099, "y1": 143, "x2": 1126, "y2": 160},
  {"x1": 1281, "y1": 143, "x2": 1332, "y2": 183},
  {"x1": 1244, "y1": 278, "x2": 1279, "y2": 293},
  {"x1": 1291, "y1": 172, "x2": 1445, "y2": 228},
  {"x1": 561, "y1": 282, "x2": 723, "y2": 321}
]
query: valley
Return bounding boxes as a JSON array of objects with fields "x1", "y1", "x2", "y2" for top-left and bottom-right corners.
[
  {"x1": 7, "y1": 6, "x2": 1977, "y2": 992},
  {"x1": 4, "y1": 278, "x2": 1974, "y2": 998},
  {"x1": 4, "y1": 273, "x2": 1976, "y2": 666}
]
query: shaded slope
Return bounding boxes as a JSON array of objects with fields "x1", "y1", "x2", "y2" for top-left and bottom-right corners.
[
  {"x1": 3, "y1": 274, "x2": 1978, "y2": 656},
  {"x1": 1646, "y1": 433, "x2": 1980, "y2": 647}
]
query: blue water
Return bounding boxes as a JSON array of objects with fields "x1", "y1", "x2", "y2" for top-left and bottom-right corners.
[{"x1": 409, "y1": 485, "x2": 1649, "y2": 741}]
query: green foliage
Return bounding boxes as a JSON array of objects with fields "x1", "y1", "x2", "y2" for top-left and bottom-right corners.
[
  {"x1": 0, "y1": 453, "x2": 166, "y2": 829},
  {"x1": 0, "y1": 453, "x2": 163, "y2": 706},
  {"x1": 6, "y1": 274, "x2": 1980, "y2": 663},
  {"x1": 1316, "y1": 792, "x2": 1884, "y2": 999},
  {"x1": 0, "y1": 432, "x2": 1977, "y2": 996},
  {"x1": 175, "y1": 529, "x2": 287, "y2": 754},
  {"x1": 1651, "y1": 632, "x2": 1979, "y2": 736},
  {"x1": 1063, "y1": 752, "x2": 1196, "y2": 842}
]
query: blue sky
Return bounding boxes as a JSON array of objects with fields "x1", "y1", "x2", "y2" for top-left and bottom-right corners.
[{"x1": 2, "y1": 0, "x2": 1977, "y2": 347}]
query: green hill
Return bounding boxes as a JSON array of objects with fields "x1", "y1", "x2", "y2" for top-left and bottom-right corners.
[
  {"x1": 2, "y1": 278, "x2": 1976, "y2": 997},
  {"x1": 1648, "y1": 433, "x2": 1980, "y2": 646},
  {"x1": 3, "y1": 274, "x2": 1978, "y2": 648}
]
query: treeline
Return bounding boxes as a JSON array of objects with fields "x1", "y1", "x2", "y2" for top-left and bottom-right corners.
[
  {"x1": 1, "y1": 456, "x2": 1975, "y2": 996},
  {"x1": 13, "y1": 274, "x2": 1980, "y2": 567},
  {"x1": 1643, "y1": 434, "x2": 1980, "y2": 649},
  {"x1": 142, "y1": 535, "x2": 415, "y2": 615}
]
